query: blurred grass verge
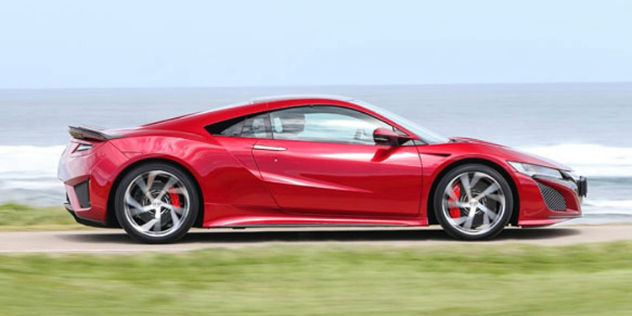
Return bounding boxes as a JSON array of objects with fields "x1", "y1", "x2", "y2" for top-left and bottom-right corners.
[
  {"x1": 0, "y1": 203, "x2": 88, "y2": 231},
  {"x1": 0, "y1": 242, "x2": 631, "y2": 315}
]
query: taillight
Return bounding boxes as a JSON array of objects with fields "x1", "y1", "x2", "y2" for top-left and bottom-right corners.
[{"x1": 74, "y1": 143, "x2": 94, "y2": 153}]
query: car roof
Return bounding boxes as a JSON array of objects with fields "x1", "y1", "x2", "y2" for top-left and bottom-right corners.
[
  {"x1": 195, "y1": 95, "x2": 355, "y2": 118},
  {"x1": 144, "y1": 95, "x2": 359, "y2": 130},
  {"x1": 249, "y1": 94, "x2": 354, "y2": 104}
]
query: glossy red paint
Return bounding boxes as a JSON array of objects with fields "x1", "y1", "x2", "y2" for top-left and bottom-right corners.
[
  {"x1": 252, "y1": 139, "x2": 422, "y2": 217},
  {"x1": 57, "y1": 96, "x2": 583, "y2": 230}
]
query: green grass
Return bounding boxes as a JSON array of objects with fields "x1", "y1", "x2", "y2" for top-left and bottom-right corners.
[
  {"x1": 0, "y1": 203, "x2": 85, "y2": 231},
  {"x1": 1, "y1": 242, "x2": 631, "y2": 315}
]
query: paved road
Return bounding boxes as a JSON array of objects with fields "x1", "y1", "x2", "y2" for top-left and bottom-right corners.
[{"x1": 0, "y1": 225, "x2": 630, "y2": 254}]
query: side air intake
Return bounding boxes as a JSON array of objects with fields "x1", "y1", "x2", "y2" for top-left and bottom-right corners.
[
  {"x1": 74, "y1": 181, "x2": 91, "y2": 209},
  {"x1": 536, "y1": 182, "x2": 567, "y2": 211}
]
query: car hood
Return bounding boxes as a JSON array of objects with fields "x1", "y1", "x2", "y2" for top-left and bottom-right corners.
[{"x1": 451, "y1": 137, "x2": 572, "y2": 171}]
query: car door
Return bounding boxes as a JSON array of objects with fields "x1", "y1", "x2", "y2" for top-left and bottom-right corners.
[{"x1": 251, "y1": 105, "x2": 423, "y2": 217}]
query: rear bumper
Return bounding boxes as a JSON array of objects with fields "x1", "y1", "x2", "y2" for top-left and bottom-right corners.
[
  {"x1": 58, "y1": 141, "x2": 130, "y2": 227},
  {"x1": 64, "y1": 201, "x2": 111, "y2": 228},
  {"x1": 515, "y1": 172, "x2": 586, "y2": 227}
]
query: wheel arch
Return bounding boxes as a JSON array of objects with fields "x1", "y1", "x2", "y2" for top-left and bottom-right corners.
[
  {"x1": 426, "y1": 158, "x2": 520, "y2": 227},
  {"x1": 106, "y1": 157, "x2": 206, "y2": 228}
]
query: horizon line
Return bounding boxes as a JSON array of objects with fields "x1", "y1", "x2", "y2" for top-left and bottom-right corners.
[{"x1": 1, "y1": 80, "x2": 631, "y2": 92}]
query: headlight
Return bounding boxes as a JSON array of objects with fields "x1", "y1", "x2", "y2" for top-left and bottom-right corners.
[
  {"x1": 508, "y1": 162, "x2": 563, "y2": 179},
  {"x1": 563, "y1": 170, "x2": 581, "y2": 182}
]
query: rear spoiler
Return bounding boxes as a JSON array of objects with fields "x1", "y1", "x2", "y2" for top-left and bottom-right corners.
[{"x1": 69, "y1": 126, "x2": 122, "y2": 142}]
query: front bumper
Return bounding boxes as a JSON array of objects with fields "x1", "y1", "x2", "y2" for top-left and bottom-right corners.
[{"x1": 516, "y1": 172, "x2": 587, "y2": 227}]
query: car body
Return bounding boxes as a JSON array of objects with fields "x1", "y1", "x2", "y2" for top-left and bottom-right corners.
[{"x1": 58, "y1": 95, "x2": 587, "y2": 243}]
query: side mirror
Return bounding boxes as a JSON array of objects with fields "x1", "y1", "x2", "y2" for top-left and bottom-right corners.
[{"x1": 373, "y1": 127, "x2": 411, "y2": 145}]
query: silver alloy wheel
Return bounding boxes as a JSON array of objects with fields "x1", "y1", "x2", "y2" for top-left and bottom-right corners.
[
  {"x1": 123, "y1": 170, "x2": 190, "y2": 238},
  {"x1": 441, "y1": 171, "x2": 506, "y2": 236}
]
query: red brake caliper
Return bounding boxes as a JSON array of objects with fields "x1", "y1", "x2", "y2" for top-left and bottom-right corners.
[
  {"x1": 169, "y1": 188, "x2": 181, "y2": 209},
  {"x1": 448, "y1": 184, "x2": 461, "y2": 218}
]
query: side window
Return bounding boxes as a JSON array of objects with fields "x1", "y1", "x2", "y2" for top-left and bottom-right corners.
[
  {"x1": 205, "y1": 113, "x2": 271, "y2": 139},
  {"x1": 269, "y1": 106, "x2": 394, "y2": 145},
  {"x1": 206, "y1": 117, "x2": 245, "y2": 137},
  {"x1": 241, "y1": 114, "x2": 270, "y2": 138}
]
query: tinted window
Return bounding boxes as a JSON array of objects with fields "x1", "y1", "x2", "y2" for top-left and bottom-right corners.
[
  {"x1": 206, "y1": 117, "x2": 245, "y2": 137},
  {"x1": 241, "y1": 114, "x2": 270, "y2": 138},
  {"x1": 206, "y1": 113, "x2": 270, "y2": 139},
  {"x1": 269, "y1": 106, "x2": 395, "y2": 145}
]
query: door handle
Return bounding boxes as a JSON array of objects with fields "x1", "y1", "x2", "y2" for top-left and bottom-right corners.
[{"x1": 253, "y1": 145, "x2": 287, "y2": 151}]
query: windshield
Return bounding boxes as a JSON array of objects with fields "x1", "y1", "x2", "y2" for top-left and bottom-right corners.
[{"x1": 352, "y1": 100, "x2": 450, "y2": 144}]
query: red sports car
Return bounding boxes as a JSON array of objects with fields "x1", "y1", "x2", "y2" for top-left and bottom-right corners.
[{"x1": 58, "y1": 96, "x2": 587, "y2": 243}]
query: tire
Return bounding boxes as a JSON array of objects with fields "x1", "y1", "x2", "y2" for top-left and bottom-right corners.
[
  {"x1": 114, "y1": 162, "x2": 199, "y2": 244},
  {"x1": 433, "y1": 164, "x2": 513, "y2": 240}
]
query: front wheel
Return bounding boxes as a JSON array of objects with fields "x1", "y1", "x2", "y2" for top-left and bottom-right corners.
[
  {"x1": 114, "y1": 162, "x2": 199, "y2": 244},
  {"x1": 433, "y1": 164, "x2": 513, "y2": 240}
]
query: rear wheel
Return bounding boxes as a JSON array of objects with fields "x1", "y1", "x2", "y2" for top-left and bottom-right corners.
[
  {"x1": 114, "y1": 162, "x2": 199, "y2": 244},
  {"x1": 433, "y1": 164, "x2": 513, "y2": 240}
]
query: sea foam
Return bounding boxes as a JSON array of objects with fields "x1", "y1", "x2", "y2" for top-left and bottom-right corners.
[
  {"x1": 0, "y1": 146, "x2": 66, "y2": 206},
  {"x1": 0, "y1": 145, "x2": 66, "y2": 177},
  {"x1": 0, "y1": 144, "x2": 630, "y2": 213},
  {"x1": 2, "y1": 143, "x2": 630, "y2": 180},
  {"x1": 519, "y1": 144, "x2": 632, "y2": 177}
]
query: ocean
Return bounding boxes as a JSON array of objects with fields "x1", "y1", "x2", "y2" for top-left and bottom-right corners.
[{"x1": 1, "y1": 83, "x2": 631, "y2": 225}]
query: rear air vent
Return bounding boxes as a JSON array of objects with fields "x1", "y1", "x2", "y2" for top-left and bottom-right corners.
[
  {"x1": 536, "y1": 182, "x2": 566, "y2": 211},
  {"x1": 74, "y1": 181, "x2": 91, "y2": 209}
]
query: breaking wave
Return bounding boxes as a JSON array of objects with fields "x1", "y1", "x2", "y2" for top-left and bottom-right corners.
[
  {"x1": 0, "y1": 144, "x2": 631, "y2": 217},
  {"x1": 519, "y1": 144, "x2": 632, "y2": 178},
  {"x1": 0, "y1": 146, "x2": 66, "y2": 206}
]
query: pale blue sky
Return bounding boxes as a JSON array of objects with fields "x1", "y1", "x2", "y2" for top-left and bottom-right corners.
[{"x1": 0, "y1": 0, "x2": 631, "y2": 89}]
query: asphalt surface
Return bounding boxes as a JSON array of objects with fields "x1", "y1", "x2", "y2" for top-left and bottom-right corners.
[{"x1": 0, "y1": 225, "x2": 630, "y2": 254}]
